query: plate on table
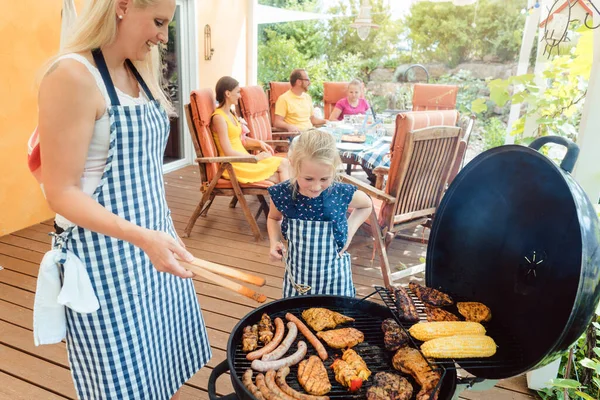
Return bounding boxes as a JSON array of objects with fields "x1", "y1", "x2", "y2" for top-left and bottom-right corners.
[{"x1": 336, "y1": 142, "x2": 366, "y2": 152}]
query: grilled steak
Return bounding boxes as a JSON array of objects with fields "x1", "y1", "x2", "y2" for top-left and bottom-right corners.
[
  {"x1": 316, "y1": 328, "x2": 364, "y2": 349},
  {"x1": 366, "y1": 372, "x2": 413, "y2": 400},
  {"x1": 457, "y1": 302, "x2": 492, "y2": 323},
  {"x1": 242, "y1": 324, "x2": 259, "y2": 352},
  {"x1": 425, "y1": 305, "x2": 460, "y2": 322},
  {"x1": 298, "y1": 355, "x2": 331, "y2": 395},
  {"x1": 392, "y1": 347, "x2": 441, "y2": 400},
  {"x1": 257, "y1": 313, "x2": 274, "y2": 344},
  {"x1": 381, "y1": 319, "x2": 408, "y2": 351},
  {"x1": 394, "y1": 286, "x2": 419, "y2": 322},
  {"x1": 301, "y1": 308, "x2": 355, "y2": 332},
  {"x1": 409, "y1": 281, "x2": 453, "y2": 307}
]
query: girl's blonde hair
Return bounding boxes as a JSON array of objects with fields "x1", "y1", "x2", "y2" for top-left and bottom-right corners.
[
  {"x1": 288, "y1": 129, "x2": 341, "y2": 186},
  {"x1": 43, "y1": 0, "x2": 173, "y2": 114}
]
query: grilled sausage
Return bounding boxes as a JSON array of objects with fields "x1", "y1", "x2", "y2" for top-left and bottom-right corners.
[
  {"x1": 285, "y1": 313, "x2": 328, "y2": 361},
  {"x1": 251, "y1": 341, "x2": 308, "y2": 372},
  {"x1": 255, "y1": 373, "x2": 280, "y2": 400},
  {"x1": 276, "y1": 366, "x2": 330, "y2": 400},
  {"x1": 265, "y1": 369, "x2": 296, "y2": 400},
  {"x1": 262, "y1": 322, "x2": 298, "y2": 361},
  {"x1": 242, "y1": 369, "x2": 266, "y2": 400},
  {"x1": 394, "y1": 286, "x2": 419, "y2": 322},
  {"x1": 247, "y1": 317, "x2": 285, "y2": 361}
]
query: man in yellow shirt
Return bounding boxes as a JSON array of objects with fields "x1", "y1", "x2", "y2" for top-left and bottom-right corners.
[{"x1": 273, "y1": 69, "x2": 326, "y2": 132}]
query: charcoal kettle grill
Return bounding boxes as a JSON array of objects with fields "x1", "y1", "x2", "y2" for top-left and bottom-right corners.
[{"x1": 208, "y1": 136, "x2": 600, "y2": 400}]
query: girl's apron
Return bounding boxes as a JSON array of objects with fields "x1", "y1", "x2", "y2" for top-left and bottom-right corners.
[
  {"x1": 56, "y1": 49, "x2": 211, "y2": 399},
  {"x1": 282, "y1": 218, "x2": 356, "y2": 297}
]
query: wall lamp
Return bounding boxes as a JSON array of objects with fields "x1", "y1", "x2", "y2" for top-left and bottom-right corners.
[{"x1": 204, "y1": 24, "x2": 214, "y2": 61}]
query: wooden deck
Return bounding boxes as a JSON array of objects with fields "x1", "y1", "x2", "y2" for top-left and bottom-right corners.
[{"x1": 0, "y1": 165, "x2": 540, "y2": 399}]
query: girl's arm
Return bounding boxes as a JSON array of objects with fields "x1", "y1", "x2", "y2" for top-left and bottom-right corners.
[
  {"x1": 211, "y1": 114, "x2": 248, "y2": 157},
  {"x1": 267, "y1": 201, "x2": 285, "y2": 261},
  {"x1": 329, "y1": 106, "x2": 342, "y2": 121},
  {"x1": 341, "y1": 190, "x2": 372, "y2": 254},
  {"x1": 39, "y1": 60, "x2": 194, "y2": 278}
]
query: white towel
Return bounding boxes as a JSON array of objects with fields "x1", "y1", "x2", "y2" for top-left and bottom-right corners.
[{"x1": 33, "y1": 249, "x2": 99, "y2": 346}]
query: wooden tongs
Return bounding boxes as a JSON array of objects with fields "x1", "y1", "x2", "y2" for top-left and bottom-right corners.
[{"x1": 177, "y1": 256, "x2": 268, "y2": 303}]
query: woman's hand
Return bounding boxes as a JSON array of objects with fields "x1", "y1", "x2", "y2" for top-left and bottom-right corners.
[
  {"x1": 138, "y1": 229, "x2": 195, "y2": 279},
  {"x1": 259, "y1": 141, "x2": 275, "y2": 155},
  {"x1": 255, "y1": 151, "x2": 272, "y2": 161}
]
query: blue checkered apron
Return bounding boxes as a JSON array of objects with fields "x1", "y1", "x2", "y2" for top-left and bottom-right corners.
[
  {"x1": 56, "y1": 49, "x2": 211, "y2": 399},
  {"x1": 282, "y1": 218, "x2": 355, "y2": 297}
]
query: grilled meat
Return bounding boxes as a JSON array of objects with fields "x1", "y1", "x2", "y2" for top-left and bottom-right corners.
[
  {"x1": 457, "y1": 302, "x2": 492, "y2": 323},
  {"x1": 316, "y1": 328, "x2": 364, "y2": 349},
  {"x1": 381, "y1": 319, "x2": 408, "y2": 352},
  {"x1": 366, "y1": 372, "x2": 413, "y2": 400},
  {"x1": 392, "y1": 347, "x2": 441, "y2": 400},
  {"x1": 331, "y1": 349, "x2": 370, "y2": 391},
  {"x1": 297, "y1": 355, "x2": 331, "y2": 396},
  {"x1": 258, "y1": 313, "x2": 274, "y2": 344},
  {"x1": 301, "y1": 308, "x2": 355, "y2": 332},
  {"x1": 409, "y1": 281, "x2": 453, "y2": 307},
  {"x1": 242, "y1": 324, "x2": 259, "y2": 352},
  {"x1": 394, "y1": 286, "x2": 419, "y2": 322},
  {"x1": 425, "y1": 306, "x2": 460, "y2": 322}
]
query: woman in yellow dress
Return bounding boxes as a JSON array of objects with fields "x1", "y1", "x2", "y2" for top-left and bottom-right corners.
[{"x1": 211, "y1": 76, "x2": 289, "y2": 183}]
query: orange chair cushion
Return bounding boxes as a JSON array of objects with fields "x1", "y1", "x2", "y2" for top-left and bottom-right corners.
[
  {"x1": 412, "y1": 84, "x2": 458, "y2": 111},
  {"x1": 323, "y1": 82, "x2": 348, "y2": 119},
  {"x1": 269, "y1": 82, "x2": 292, "y2": 124},
  {"x1": 240, "y1": 86, "x2": 272, "y2": 142},
  {"x1": 189, "y1": 89, "x2": 219, "y2": 181}
]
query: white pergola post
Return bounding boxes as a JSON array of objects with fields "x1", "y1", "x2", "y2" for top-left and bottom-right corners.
[
  {"x1": 573, "y1": 8, "x2": 600, "y2": 203},
  {"x1": 247, "y1": 0, "x2": 258, "y2": 86},
  {"x1": 505, "y1": 0, "x2": 541, "y2": 144}
]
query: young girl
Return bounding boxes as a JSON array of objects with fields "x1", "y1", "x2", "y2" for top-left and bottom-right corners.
[
  {"x1": 267, "y1": 129, "x2": 372, "y2": 297},
  {"x1": 329, "y1": 79, "x2": 371, "y2": 121}
]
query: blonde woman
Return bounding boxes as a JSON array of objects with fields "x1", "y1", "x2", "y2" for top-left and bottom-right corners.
[
  {"x1": 37, "y1": 0, "x2": 211, "y2": 398},
  {"x1": 267, "y1": 129, "x2": 372, "y2": 297}
]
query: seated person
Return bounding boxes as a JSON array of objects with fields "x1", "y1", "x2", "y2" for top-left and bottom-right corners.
[
  {"x1": 211, "y1": 76, "x2": 289, "y2": 184},
  {"x1": 273, "y1": 69, "x2": 326, "y2": 132},
  {"x1": 329, "y1": 79, "x2": 370, "y2": 121}
]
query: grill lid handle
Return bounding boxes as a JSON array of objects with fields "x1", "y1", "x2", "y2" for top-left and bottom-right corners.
[
  {"x1": 208, "y1": 359, "x2": 238, "y2": 400},
  {"x1": 529, "y1": 135, "x2": 579, "y2": 173}
]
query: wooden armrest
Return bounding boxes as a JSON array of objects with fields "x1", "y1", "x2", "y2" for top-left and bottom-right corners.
[
  {"x1": 340, "y1": 173, "x2": 395, "y2": 204},
  {"x1": 263, "y1": 140, "x2": 289, "y2": 147},
  {"x1": 196, "y1": 156, "x2": 257, "y2": 164},
  {"x1": 373, "y1": 166, "x2": 389, "y2": 176},
  {"x1": 271, "y1": 132, "x2": 300, "y2": 138},
  {"x1": 271, "y1": 126, "x2": 288, "y2": 133}
]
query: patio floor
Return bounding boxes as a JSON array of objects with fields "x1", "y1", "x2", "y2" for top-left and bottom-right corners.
[{"x1": 0, "y1": 165, "x2": 540, "y2": 399}]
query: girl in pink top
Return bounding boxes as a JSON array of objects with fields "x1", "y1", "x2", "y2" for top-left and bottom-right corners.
[{"x1": 329, "y1": 79, "x2": 370, "y2": 121}]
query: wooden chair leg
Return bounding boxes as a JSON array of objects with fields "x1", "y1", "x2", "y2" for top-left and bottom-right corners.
[
  {"x1": 229, "y1": 197, "x2": 238, "y2": 208},
  {"x1": 384, "y1": 231, "x2": 395, "y2": 250},
  {"x1": 184, "y1": 165, "x2": 227, "y2": 238},
  {"x1": 200, "y1": 193, "x2": 216, "y2": 217},
  {"x1": 369, "y1": 208, "x2": 393, "y2": 290},
  {"x1": 226, "y1": 165, "x2": 263, "y2": 241},
  {"x1": 257, "y1": 195, "x2": 269, "y2": 220}
]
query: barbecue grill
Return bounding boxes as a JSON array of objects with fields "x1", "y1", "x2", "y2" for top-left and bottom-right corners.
[{"x1": 208, "y1": 136, "x2": 600, "y2": 400}]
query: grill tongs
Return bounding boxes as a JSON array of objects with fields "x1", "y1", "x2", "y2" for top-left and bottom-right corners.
[{"x1": 177, "y1": 256, "x2": 267, "y2": 303}]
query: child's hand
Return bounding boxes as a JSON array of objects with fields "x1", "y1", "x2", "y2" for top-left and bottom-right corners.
[
  {"x1": 270, "y1": 242, "x2": 285, "y2": 261},
  {"x1": 255, "y1": 151, "x2": 271, "y2": 161}
]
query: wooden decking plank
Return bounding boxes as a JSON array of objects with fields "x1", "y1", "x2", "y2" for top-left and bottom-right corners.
[
  {"x1": 0, "y1": 344, "x2": 76, "y2": 398},
  {"x1": 0, "y1": 371, "x2": 67, "y2": 400}
]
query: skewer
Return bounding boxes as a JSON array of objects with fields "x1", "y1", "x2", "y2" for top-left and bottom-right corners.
[
  {"x1": 182, "y1": 256, "x2": 266, "y2": 287},
  {"x1": 179, "y1": 260, "x2": 267, "y2": 303}
]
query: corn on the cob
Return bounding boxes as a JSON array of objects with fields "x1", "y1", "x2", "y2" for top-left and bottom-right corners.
[
  {"x1": 408, "y1": 321, "x2": 486, "y2": 341},
  {"x1": 421, "y1": 335, "x2": 497, "y2": 358}
]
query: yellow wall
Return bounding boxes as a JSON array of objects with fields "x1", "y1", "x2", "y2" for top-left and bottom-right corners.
[{"x1": 196, "y1": 0, "x2": 248, "y2": 90}]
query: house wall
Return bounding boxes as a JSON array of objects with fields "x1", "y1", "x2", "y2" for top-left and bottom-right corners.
[
  {"x1": 0, "y1": 0, "x2": 85, "y2": 235},
  {"x1": 196, "y1": 0, "x2": 248, "y2": 90}
]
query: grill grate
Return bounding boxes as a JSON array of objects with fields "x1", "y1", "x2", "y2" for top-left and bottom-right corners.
[
  {"x1": 375, "y1": 286, "x2": 524, "y2": 370},
  {"x1": 232, "y1": 304, "x2": 446, "y2": 400}
]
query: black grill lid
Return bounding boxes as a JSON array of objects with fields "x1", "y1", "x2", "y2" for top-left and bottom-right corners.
[{"x1": 426, "y1": 138, "x2": 600, "y2": 379}]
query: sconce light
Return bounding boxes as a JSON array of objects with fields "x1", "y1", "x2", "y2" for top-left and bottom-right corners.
[{"x1": 204, "y1": 24, "x2": 214, "y2": 61}]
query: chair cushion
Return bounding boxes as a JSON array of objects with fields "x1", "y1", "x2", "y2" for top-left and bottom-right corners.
[
  {"x1": 323, "y1": 82, "x2": 348, "y2": 119},
  {"x1": 240, "y1": 86, "x2": 273, "y2": 142},
  {"x1": 189, "y1": 89, "x2": 219, "y2": 181},
  {"x1": 412, "y1": 84, "x2": 458, "y2": 111},
  {"x1": 269, "y1": 82, "x2": 292, "y2": 124}
]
